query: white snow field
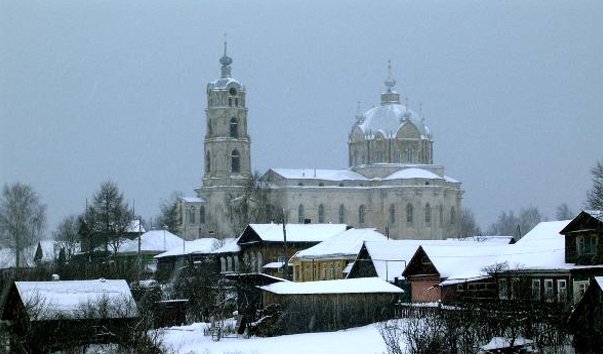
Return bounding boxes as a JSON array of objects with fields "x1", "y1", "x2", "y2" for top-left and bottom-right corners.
[{"x1": 161, "y1": 322, "x2": 388, "y2": 354}]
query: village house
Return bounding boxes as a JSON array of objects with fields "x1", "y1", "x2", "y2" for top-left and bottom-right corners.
[
  {"x1": 289, "y1": 228, "x2": 387, "y2": 282},
  {"x1": 236, "y1": 223, "x2": 350, "y2": 276},
  {"x1": 1, "y1": 278, "x2": 138, "y2": 352},
  {"x1": 568, "y1": 276, "x2": 603, "y2": 352},
  {"x1": 258, "y1": 277, "x2": 403, "y2": 334},
  {"x1": 154, "y1": 237, "x2": 221, "y2": 280},
  {"x1": 116, "y1": 229, "x2": 186, "y2": 275}
]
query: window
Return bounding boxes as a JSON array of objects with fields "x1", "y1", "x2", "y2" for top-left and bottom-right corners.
[
  {"x1": 531, "y1": 279, "x2": 541, "y2": 300},
  {"x1": 450, "y1": 207, "x2": 456, "y2": 225},
  {"x1": 234, "y1": 257, "x2": 239, "y2": 272},
  {"x1": 405, "y1": 146, "x2": 414, "y2": 163},
  {"x1": 229, "y1": 87, "x2": 237, "y2": 96},
  {"x1": 510, "y1": 278, "x2": 520, "y2": 299},
  {"x1": 230, "y1": 118, "x2": 238, "y2": 138},
  {"x1": 257, "y1": 252, "x2": 263, "y2": 273},
  {"x1": 557, "y1": 279, "x2": 567, "y2": 302},
  {"x1": 231, "y1": 149, "x2": 240, "y2": 173},
  {"x1": 188, "y1": 207, "x2": 195, "y2": 224},
  {"x1": 318, "y1": 204, "x2": 325, "y2": 223},
  {"x1": 574, "y1": 280, "x2": 589, "y2": 302},
  {"x1": 544, "y1": 279, "x2": 554, "y2": 302},
  {"x1": 375, "y1": 151, "x2": 384, "y2": 162},
  {"x1": 250, "y1": 252, "x2": 257, "y2": 272},
  {"x1": 235, "y1": 97, "x2": 239, "y2": 107},
  {"x1": 499, "y1": 278, "x2": 508, "y2": 299},
  {"x1": 359, "y1": 205, "x2": 366, "y2": 224},
  {"x1": 425, "y1": 203, "x2": 431, "y2": 225},
  {"x1": 199, "y1": 206, "x2": 205, "y2": 224},
  {"x1": 228, "y1": 97, "x2": 232, "y2": 106},
  {"x1": 205, "y1": 152, "x2": 211, "y2": 173},
  {"x1": 439, "y1": 205, "x2": 444, "y2": 225},
  {"x1": 338, "y1": 204, "x2": 345, "y2": 223},
  {"x1": 220, "y1": 257, "x2": 226, "y2": 272},
  {"x1": 295, "y1": 265, "x2": 300, "y2": 281},
  {"x1": 227, "y1": 256, "x2": 232, "y2": 272},
  {"x1": 389, "y1": 204, "x2": 395, "y2": 224},
  {"x1": 578, "y1": 234, "x2": 597, "y2": 255},
  {"x1": 298, "y1": 204, "x2": 304, "y2": 223},
  {"x1": 406, "y1": 203, "x2": 414, "y2": 224}
]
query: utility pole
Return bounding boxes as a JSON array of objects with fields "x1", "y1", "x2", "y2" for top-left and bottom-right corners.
[{"x1": 281, "y1": 209, "x2": 288, "y2": 280}]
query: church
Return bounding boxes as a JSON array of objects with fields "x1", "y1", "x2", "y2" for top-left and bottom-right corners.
[{"x1": 177, "y1": 44, "x2": 463, "y2": 240}]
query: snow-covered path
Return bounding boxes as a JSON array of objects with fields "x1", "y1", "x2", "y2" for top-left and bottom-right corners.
[{"x1": 161, "y1": 322, "x2": 388, "y2": 354}]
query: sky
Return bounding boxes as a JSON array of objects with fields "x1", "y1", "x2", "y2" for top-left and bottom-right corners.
[{"x1": 1, "y1": 0, "x2": 602, "y2": 233}]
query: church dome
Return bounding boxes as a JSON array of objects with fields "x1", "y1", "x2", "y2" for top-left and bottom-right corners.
[{"x1": 358, "y1": 104, "x2": 429, "y2": 137}]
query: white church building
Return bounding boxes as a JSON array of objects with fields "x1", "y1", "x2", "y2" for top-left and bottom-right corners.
[{"x1": 178, "y1": 45, "x2": 462, "y2": 240}]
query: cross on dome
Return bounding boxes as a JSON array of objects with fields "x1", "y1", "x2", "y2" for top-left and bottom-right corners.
[{"x1": 220, "y1": 34, "x2": 233, "y2": 78}]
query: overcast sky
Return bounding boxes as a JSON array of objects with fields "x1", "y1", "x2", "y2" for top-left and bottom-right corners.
[{"x1": 1, "y1": 0, "x2": 602, "y2": 233}]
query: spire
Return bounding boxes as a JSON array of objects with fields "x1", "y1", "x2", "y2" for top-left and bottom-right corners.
[
  {"x1": 355, "y1": 101, "x2": 364, "y2": 122},
  {"x1": 219, "y1": 33, "x2": 233, "y2": 78},
  {"x1": 384, "y1": 59, "x2": 396, "y2": 92},
  {"x1": 381, "y1": 60, "x2": 400, "y2": 105}
]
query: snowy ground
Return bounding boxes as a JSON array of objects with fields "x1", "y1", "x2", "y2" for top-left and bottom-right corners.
[{"x1": 160, "y1": 322, "x2": 388, "y2": 354}]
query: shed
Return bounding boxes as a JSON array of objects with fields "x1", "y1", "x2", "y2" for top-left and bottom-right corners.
[
  {"x1": 259, "y1": 277, "x2": 402, "y2": 334},
  {"x1": 1, "y1": 279, "x2": 138, "y2": 352}
]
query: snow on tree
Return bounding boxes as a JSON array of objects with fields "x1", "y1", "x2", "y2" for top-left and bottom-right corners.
[
  {"x1": 0, "y1": 183, "x2": 46, "y2": 268},
  {"x1": 586, "y1": 160, "x2": 603, "y2": 211}
]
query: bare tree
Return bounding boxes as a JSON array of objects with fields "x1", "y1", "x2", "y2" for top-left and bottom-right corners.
[
  {"x1": 155, "y1": 192, "x2": 182, "y2": 234},
  {"x1": 87, "y1": 181, "x2": 134, "y2": 254},
  {"x1": 487, "y1": 206, "x2": 543, "y2": 240},
  {"x1": 53, "y1": 214, "x2": 80, "y2": 259},
  {"x1": 586, "y1": 160, "x2": 603, "y2": 211},
  {"x1": 0, "y1": 183, "x2": 46, "y2": 268},
  {"x1": 459, "y1": 208, "x2": 481, "y2": 237},
  {"x1": 555, "y1": 203, "x2": 574, "y2": 221}
]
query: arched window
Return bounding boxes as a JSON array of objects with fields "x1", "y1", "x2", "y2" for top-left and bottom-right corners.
[
  {"x1": 234, "y1": 256, "x2": 240, "y2": 272},
  {"x1": 406, "y1": 146, "x2": 414, "y2": 163},
  {"x1": 450, "y1": 207, "x2": 456, "y2": 225},
  {"x1": 318, "y1": 204, "x2": 325, "y2": 223},
  {"x1": 228, "y1": 97, "x2": 232, "y2": 106},
  {"x1": 220, "y1": 257, "x2": 226, "y2": 273},
  {"x1": 230, "y1": 117, "x2": 238, "y2": 138},
  {"x1": 339, "y1": 204, "x2": 345, "y2": 223},
  {"x1": 235, "y1": 97, "x2": 239, "y2": 107},
  {"x1": 205, "y1": 152, "x2": 211, "y2": 173},
  {"x1": 298, "y1": 204, "x2": 304, "y2": 223},
  {"x1": 188, "y1": 207, "x2": 195, "y2": 224},
  {"x1": 406, "y1": 203, "x2": 414, "y2": 225},
  {"x1": 231, "y1": 149, "x2": 240, "y2": 173},
  {"x1": 199, "y1": 206, "x2": 205, "y2": 224},
  {"x1": 425, "y1": 203, "x2": 431, "y2": 225},
  {"x1": 359, "y1": 205, "x2": 366, "y2": 224},
  {"x1": 389, "y1": 204, "x2": 396, "y2": 224},
  {"x1": 227, "y1": 256, "x2": 233, "y2": 272}
]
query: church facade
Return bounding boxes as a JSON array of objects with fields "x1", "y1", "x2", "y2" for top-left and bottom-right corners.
[{"x1": 178, "y1": 47, "x2": 462, "y2": 240}]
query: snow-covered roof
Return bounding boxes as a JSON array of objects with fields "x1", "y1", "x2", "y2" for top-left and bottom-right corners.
[
  {"x1": 180, "y1": 196, "x2": 206, "y2": 203},
  {"x1": 585, "y1": 209, "x2": 603, "y2": 222},
  {"x1": 438, "y1": 220, "x2": 573, "y2": 286},
  {"x1": 480, "y1": 336, "x2": 533, "y2": 351},
  {"x1": 246, "y1": 224, "x2": 349, "y2": 243},
  {"x1": 211, "y1": 237, "x2": 241, "y2": 254},
  {"x1": 384, "y1": 168, "x2": 442, "y2": 180},
  {"x1": 126, "y1": 219, "x2": 146, "y2": 233},
  {"x1": 595, "y1": 277, "x2": 603, "y2": 290},
  {"x1": 155, "y1": 238, "x2": 221, "y2": 259},
  {"x1": 14, "y1": 279, "x2": 137, "y2": 320},
  {"x1": 358, "y1": 103, "x2": 429, "y2": 137},
  {"x1": 119, "y1": 230, "x2": 185, "y2": 254},
  {"x1": 208, "y1": 77, "x2": 242, "y2": 90},
  {"x1": 263, "y1": 261, "x2": 289, "y2": 269},
  {"x1": 259, "y1": 277, "x2": 403, "y2": 295},
  {"x1": 270, "y1": 168, "x2": 367, "y2": 181},
  {"x1": 293, "y1": 228, "x2": 387, "y2": 260}
]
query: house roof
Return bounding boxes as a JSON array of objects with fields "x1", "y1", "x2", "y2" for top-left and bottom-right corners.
[
  {"x1": 438, "y1": 220, "x2": 573, "y2": 286},
  {"x1": 211, "y1": 237, "x2": 241, "y2": 254},
  {"x1": 119, "y1": 230, "x2": 184, "y2": 254},
  {"x1": 14, "y1": 279, "x2": 137, "y2": 320},
  {"x1": 259, "y1": 277, "x2": 403, "y2": 295},
  {"x1": 242, "y1": 223, "x2": 349, "y2": 243},
  {"x1": 154, "y1": 237, "x2": 221, "y2": 259},
  {"x1": 293, "y1": 228, "x2": 387, "y2": 260},
  {"x1": 559, "y1": 210, "x2": 603, "y2": 234},
  {"x1": 126, "y1": 219, "x2": 146, "y2": 233}
]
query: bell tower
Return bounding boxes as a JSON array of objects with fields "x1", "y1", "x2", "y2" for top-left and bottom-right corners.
[{"x1": 203, "y1": 41, "x2": 251, "y2": 185}]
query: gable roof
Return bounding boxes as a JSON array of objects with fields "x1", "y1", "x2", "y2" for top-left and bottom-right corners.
[
  {"x1": 240, "y1": 224, "x2": 349, "y2": 244},
  {"x1": 559, "y1": 210, "x2": 603, "y2": 235},
  {"x1": 293, "y1": 228, "x2": 387, "y2": 260},
  {"x1": 13, "y1": 279, "x2": 137, "y2": 320},
  {"x1": 212, "y1": 237, "x2": 241, "y2": 254},
  {"x1": 259, "y1": 277, "x2": 403, "y2": 295},
  {"x1": 119, "y1": 230, "x2": 184, "y2": 254},
  {"x1": 154, "y1": 237, "x2": 221, "y2": 259}
]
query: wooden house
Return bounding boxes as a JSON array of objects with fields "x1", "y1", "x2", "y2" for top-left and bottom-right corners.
[
  {"x1": 568, "y1": 276, "x2": 603, "y2": 352},
  {"x1": 1, "y1": 279, "x2": 138, "y2": 353},
  {"x1": 560, "y1": 210, "x2": 603, "y2": 266},
  {"x1": 289, "y1": 228, "x2": 386, "y2": 282},
  {"x1": 259, "y1": 277, "x2": 403, "y2": 334},
  {"x1": 154, "y1": 237, "x2": 221, "y2": 280},
  {"x1": 237, "y1": 223, "x2": 349, "y2": 276}
]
